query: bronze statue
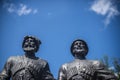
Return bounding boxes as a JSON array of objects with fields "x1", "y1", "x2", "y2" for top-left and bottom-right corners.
[
  {"x1": 0, "y1": 35, "x2": 54, "y2": 80},
  {"x1": 58, "y1": 39, "x2": 117, "y2": 80}
]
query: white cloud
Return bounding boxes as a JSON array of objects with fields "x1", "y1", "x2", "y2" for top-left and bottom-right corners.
[
  {"x1": 17, "y1": 4, "x2": 32, "y2": 16},
  {"x1": 7, "y1": 3, "x2": 15, "y2": 13},
  {"x1": 33, "y1": 9, "x2": 38, "y2": 14},
  {"x1": 90, "y1": 0, "x2": 119, "y2": 26},
  {"x1": 3, "y1": 2, "x2": 38, "y2": 16}
]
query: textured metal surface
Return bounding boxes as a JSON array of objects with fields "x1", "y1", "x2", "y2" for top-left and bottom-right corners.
[
  {"x1": 58, "y1": 59, "x2": 117, "y2": 80},
  {"x1": 0, "y1": 36, "x2": 54, "y2": 80},
  {"x1": 58, "y1": 39, "x2": 117, "y2": 80},
  {"x1": 0, "y1": 56, "x2": 54, "y2": 80}
]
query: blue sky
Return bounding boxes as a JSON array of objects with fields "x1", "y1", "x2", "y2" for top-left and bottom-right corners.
[{"x1": 0, "y1": 0, "x2": 120, "y2": 78}]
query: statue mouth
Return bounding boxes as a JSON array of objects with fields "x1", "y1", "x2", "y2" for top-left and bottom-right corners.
[
  {"x1": 76, "y1": 49, "x2": 85, "y2": 51},
  {"x1": 23, "y1": 44, "x2": 36, "y2": 52},
  {"x1": 74, "y1": 48, "x2": 85, "y2": 52},
  {"x1": 24, "y1": 47, "x2": 35, "y2": 51}
]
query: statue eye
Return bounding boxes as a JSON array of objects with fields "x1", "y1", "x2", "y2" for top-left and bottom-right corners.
[
  {"x1": 29, "y1": 39, "x2": 34, "y2": 42},
  {"x1": 24, "y1": 44, "x2": 28, "y2": 47},
  {"x1": 75, "y1": 42, "x2": 79, "y2": 45},
  {"x1": 79, "y1": 42, "x2": 82, "y2": 45},
  {"x1": 25, "y1": 39, "x2": 29, "y2": 42}
]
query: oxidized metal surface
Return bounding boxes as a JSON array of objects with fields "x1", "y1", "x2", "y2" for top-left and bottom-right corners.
[
  {"x1": 0, "y1": 36, "x2": 54, "y2": 80},
  {"x1": 58, "y1": 39, "x2": 117, "y2": 80},
  {"x1": 66, "y1": 60, "x2": 96, "y2": 80}
]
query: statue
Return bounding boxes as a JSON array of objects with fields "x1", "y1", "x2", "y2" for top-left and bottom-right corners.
[
  {"x1": 0, "y1": 35, "x2": 54, "y2": 80},
  {"x1": 58, "y1": 39, "x2": 117, "y2": 80}
]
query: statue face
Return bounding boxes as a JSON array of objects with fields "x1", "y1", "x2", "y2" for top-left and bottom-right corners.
[
  {"x1": 23, "y1": 37, "x2": 37, "y2": 53},
  {"x1": 72, "y1": 40, "x2": 88, "y2": 57}
]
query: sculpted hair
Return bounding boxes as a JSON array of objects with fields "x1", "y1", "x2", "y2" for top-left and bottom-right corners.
[{"x1": 22, "y1": 35, "x2": 41, "y2": 52}]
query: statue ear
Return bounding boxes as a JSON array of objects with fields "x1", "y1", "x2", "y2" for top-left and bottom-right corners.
[{"x1": 22, "y1": 36, "x2": 29, "y2": 48}]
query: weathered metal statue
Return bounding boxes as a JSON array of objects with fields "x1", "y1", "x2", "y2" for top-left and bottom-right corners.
[
  {"x1": 0, "y1": 36, "x2": 54, "y2": 80},
  {"x1": 58, "y1": 39, "x2": 117, "y2": 80}
]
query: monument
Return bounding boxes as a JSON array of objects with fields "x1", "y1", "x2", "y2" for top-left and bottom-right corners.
[
  {"x1": 58, "y1": 39, "x2": 117, "y2": 80},
  {"x1": 0, "y1": 35, "x2": 54, "y2": 80}
]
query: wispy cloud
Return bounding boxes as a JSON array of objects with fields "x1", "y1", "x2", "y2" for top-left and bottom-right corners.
[
  {"x1": 90, "y1": 0, "x2": 119, "y2": 26},
  {"x1": 3, "y1": 2, "x2": 38, "y2": 16},
  {"x1": 17, "y1": 4, "x2": 32, "y2": 16},
  {"x1": 7, "y1": 3, "x2": 15, "y2": 13},
  {"x1": 33, "y1": 9, "x2": 38, "y2": 14},
  {"x1": 48, "y1": 12, "x2": 52, "y2": 16}
]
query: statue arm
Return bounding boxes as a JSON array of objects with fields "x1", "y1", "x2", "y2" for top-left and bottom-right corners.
[
  {"x1": 0, "y1": 57, "x2": 12, "y2": 80},
  {"x1": 41, "y1": 62, "x2": 54, "y2": 80},
  {"x1": 96, "y1": 69, "x2": 117, "y2": 80},
  {"x1": 58, "y1": 64, "x2": 67, "y2": 80},
  {"x1": 94, "y1": 61, "x2": 117, "y2": 80}
]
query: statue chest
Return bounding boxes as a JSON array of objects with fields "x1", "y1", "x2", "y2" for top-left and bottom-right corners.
[
  {"x1": 11, "y1": 57, "x2": 43, "y2": 80},
  {"x1": 66, "y1": 61, "x2": 96, "y2": 80}
]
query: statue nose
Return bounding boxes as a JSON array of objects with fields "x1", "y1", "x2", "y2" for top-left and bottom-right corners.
[
  {"x1": 77, "y1": 47, "x2": 82, "y2": 49},
  {"x1": 78, "y1": 45, "x2": 81, "y2": 47},
  {"x1": 79, "y1": 47, "x2": 82, "y2": 49},
  {"x1": 28, "y1": 41, "x2": 31, "y2": 45}
]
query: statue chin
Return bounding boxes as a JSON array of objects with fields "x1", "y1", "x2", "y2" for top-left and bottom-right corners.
[{"x1": 74, "y1": 51, "x2": 87, "y2": 57}]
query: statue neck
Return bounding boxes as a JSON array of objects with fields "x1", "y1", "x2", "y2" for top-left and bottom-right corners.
[
  {"x1": 25, "y1": 52, "x2": 37, "y2": 59},
  {"x1": 74, "y1": 55, "x2": 86, "y2": 60}
]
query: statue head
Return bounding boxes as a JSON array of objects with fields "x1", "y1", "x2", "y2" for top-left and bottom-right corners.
[
  {"x1": 71, "y1": 39, "x2": 88, "y2": 58},
  {"x1": 22, "y1": 35, "x2": 41, "y2": 53}
]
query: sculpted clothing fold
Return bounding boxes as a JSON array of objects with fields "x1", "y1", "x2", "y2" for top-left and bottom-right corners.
[
  {"x1": 58, "y1": 59, "x2": 117, "y2": 80},
  {"x1": 0, "y1": 55, "x2": 54, "y2": 80}
]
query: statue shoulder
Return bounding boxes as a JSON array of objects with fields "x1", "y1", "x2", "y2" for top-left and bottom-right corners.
[
  {"x1": 59, "y1": 60, "x2": 76, "y2": 71},
  {"x1": 58, "y1": 63, "x2": 68, "y2": 80},
  {"x1": 59, "y1": 62, "x2": 70, "y2": 74},
  {"x1": 61, "y1": 63, "x2": 68, "y2": 70},
  {"x1": 38, "y1": 58, "x2": 49, "y2": 66},
  {"x1": 7, "y1": 56, "x2": 22, "y2": 63},
  {"x1": 38, "y1": 58, "x2": 48, "y2": 63}
]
